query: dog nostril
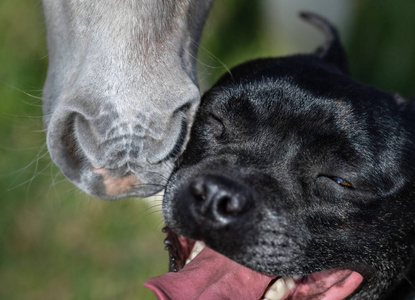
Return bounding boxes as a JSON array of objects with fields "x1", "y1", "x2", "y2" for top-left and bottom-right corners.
[
  {"x1": 188, "y1": 175, "x2": 252, "y2": 225},
  {"x1": 217, "y1": 194, "x2": 246, "y2": 216},
  {"x1": 191, "y1": 180, "x2": 207, "y2": 202}
]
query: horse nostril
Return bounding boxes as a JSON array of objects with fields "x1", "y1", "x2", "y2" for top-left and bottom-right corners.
[
  {"x1": 147, "y1": 114, "x2": 189, "y2": 165},
  {"x1": 47, "y1": 112, "x2": 85, "y2": 182}
]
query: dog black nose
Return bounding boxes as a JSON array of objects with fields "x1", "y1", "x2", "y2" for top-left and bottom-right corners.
[{"x1": 188, "y1": 175, "x2": 252, "y2": 226}]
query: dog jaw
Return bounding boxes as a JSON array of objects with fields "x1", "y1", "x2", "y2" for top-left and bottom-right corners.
[
  {"x1": 145, "y1": 228, "x2": 364, "y2": 300},
  {"x1": 182, "y1": 241, "x2": 364, "y2": 300}
]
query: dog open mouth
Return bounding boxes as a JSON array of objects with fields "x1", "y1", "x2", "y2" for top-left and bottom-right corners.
[{"x1": 144, "y1": 227, "x2": 364, "y2": 300}]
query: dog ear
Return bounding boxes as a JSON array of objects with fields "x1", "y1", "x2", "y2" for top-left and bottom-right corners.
[{"x1": 300, "y1": 12, "x2": 350, "y2": 75}]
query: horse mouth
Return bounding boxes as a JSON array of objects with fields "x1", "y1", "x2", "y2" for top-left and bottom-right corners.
[{"x1": 144, "y1": 227, "x2": 364, "y2": 300}]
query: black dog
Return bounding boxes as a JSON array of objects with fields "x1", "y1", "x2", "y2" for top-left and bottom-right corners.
[{"x1": 146, "y1": 13, "x2": 415, "y2": 300}]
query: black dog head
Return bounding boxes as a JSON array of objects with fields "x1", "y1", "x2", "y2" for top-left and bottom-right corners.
[{"x1": 158, "y1": 13, "x2": 415, "y2": 300}]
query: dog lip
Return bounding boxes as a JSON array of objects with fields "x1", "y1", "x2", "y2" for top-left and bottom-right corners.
[
  {"x1": 288, "y1": 269, "x2": 364, "y2": 300},
  {"x1": 162, "y1": 226, "x2": 195, "y2": 272},
  {"x1": 150, "y1": 227, "x2": 364, "y2": 300}
]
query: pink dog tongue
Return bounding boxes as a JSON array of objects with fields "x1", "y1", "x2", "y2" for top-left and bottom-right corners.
[{"x1": 144, "y1": 247, "x2": 275, "y2": 300}]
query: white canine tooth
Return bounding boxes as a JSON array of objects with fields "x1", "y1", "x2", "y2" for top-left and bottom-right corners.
[
  {"x1": 185, "y1": 241, "x2": 206, "y2": 265},
  {"x1": 263, "y1": 277, "x2": 295, "y2": 300},
  {"x1": 194, "y1": 241, "x2": 206, "y2": 253}
]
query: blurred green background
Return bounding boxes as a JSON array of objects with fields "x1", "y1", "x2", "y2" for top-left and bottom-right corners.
[{"x1": 1, "y1": 0, "x2": 414, "y2": 299}]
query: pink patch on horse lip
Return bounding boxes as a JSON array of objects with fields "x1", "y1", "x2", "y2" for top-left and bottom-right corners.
[{"x1": 94, "y1": 167, "x2": 141, "y2": 196}]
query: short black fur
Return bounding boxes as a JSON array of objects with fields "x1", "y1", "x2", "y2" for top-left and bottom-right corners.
[{"x1": 163, "y1": 12, "x2": 415, "y2": 299}]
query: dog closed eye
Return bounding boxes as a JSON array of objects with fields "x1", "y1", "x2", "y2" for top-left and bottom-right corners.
[
  {"x1": 318, "y1": 175, "x2": 354, "y2": 189},
  {"x1": 330, "y1": 176, "x2": 353, "y2": 188}
]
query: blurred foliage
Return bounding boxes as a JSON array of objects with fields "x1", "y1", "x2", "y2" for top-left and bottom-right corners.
[
  {"x1": 198, "y1": 1, "x2": 268, "y2": 90},
  {"x1": 347, "y1": 0, "x2": 415, "y2": 98},
  {"x1": 1, "y1": 0, "x2": 414, "y2": 299},
  {"x1": 200, "y1": 1, "x2": 415, "y2": 98}
]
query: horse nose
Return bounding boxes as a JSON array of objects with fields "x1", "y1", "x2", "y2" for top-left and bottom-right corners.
[
  {"x1": 45, "y1": 107, "x2": 174, "y2": 199},
  {"x1": 188, "y1": 175, "x2": 253, "y2": 227},
  {"x1": 45, "y1": 90, "x2": 199, "y2": 199}
]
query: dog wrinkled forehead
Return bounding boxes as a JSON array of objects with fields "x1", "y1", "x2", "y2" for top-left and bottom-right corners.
[{"x1": 207, "y1": 75, "x2": 364, "y2": 138}]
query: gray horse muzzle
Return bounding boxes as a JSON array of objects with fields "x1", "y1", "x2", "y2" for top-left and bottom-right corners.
[{"x1": 45, "y1": 90, "x2": 198, "y2": 200}]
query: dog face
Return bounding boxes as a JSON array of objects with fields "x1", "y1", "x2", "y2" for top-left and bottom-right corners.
[{"x1": 152, "y1": 13, "x2": 415, "y2": 299}]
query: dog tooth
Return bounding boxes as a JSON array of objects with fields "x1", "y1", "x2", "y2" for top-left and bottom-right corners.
[
  {"x1": 284, "y1": 277, "x2": 295, "y2": 290},
  {"x1": 292, "y1": 275, "x2": 302, "y2": 281},
  {"x1": 189, "y1": 241, "x2": 206, "y2": 259},
  {"x1": 185, "y1": 241, "x2": 206, "y2": 265},
  {"x1": 263, "y1": 277, "x2": 295, "y2": 300},
  {"x1": 193, "y1": 241, "x2": 206, "y2": 253}
]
